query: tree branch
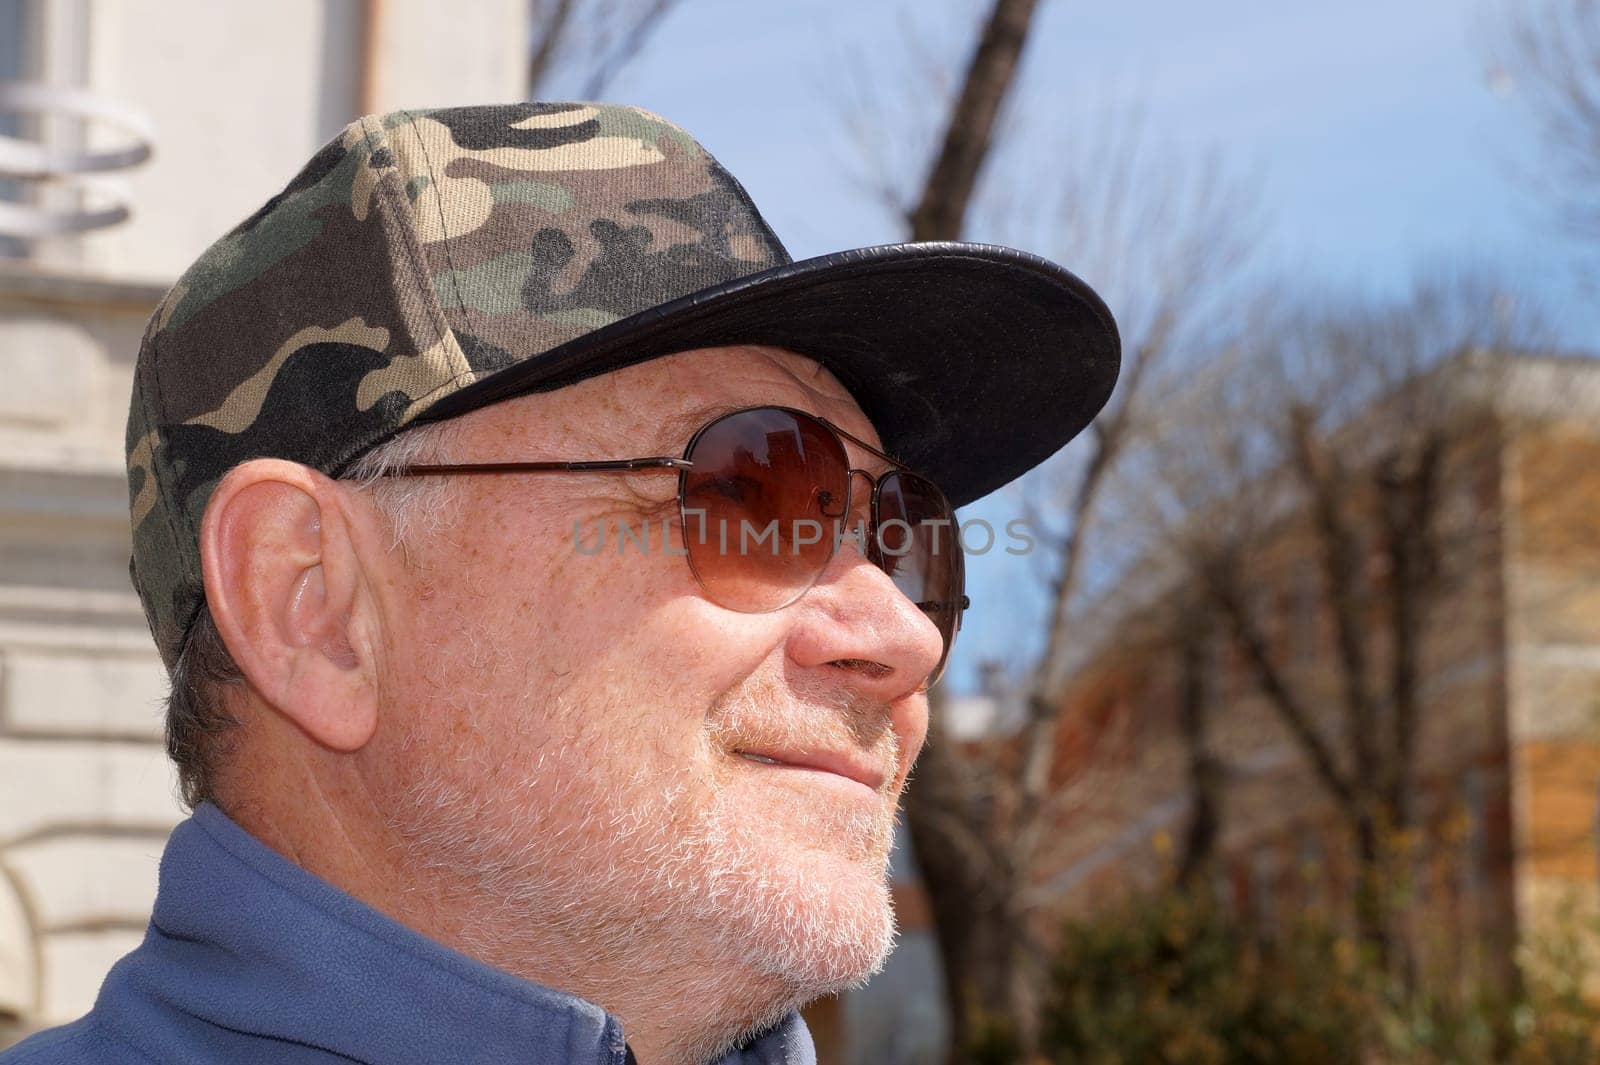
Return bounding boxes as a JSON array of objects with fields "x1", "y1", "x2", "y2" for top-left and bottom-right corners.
[
  {"x1": 528, "y1": 0, "x2": 579, "y2": 94},
  {"x1": 581, "y1": 0, "x2": 679, "y2": 98},
  {"x1": 1205, "y1": 552, "x2": 1359, "y2": 817},
  {"x1": 1286, "y1": 403, "x2": 1381, "y2": 794}
]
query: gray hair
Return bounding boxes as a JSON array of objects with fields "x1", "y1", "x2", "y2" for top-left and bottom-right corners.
[{"x1": 164, "y1": 422, "x2": 461, "y2": 809}]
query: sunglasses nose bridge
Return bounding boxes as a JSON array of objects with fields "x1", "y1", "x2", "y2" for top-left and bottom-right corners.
[
  {"x1": 841, "y1": 468, "x2": 879, "y2": 542},
  {"x1": 845, "y1": 466, "x2": 878, "y2": 495}
]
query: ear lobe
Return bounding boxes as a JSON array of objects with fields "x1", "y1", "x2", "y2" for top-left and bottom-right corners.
[{"x1": 200, "y1": 459, "x2": 380, "y2": 753}]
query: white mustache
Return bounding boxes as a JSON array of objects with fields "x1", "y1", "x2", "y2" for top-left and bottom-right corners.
[{"x1": 705, "y1": 674, "x2": 902, "y2": 794}]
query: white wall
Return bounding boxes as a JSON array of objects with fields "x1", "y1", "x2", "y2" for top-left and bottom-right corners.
[
  {"x1": 0, "y1": 0, "x2": 529, "y2": 1040},
  {"x1": 42, "y1": 0, "x2": 530, "y2": 282}
]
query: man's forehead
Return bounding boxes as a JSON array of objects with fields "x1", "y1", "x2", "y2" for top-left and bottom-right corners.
[
  {"x1": 462, "y1": 346, "x2": 892, "y2": 459},
  {"x1": 618, "y1": 347, "x2": 886, "y2": 448}
]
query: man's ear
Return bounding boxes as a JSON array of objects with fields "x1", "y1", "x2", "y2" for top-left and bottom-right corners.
[{"x1": 199, "y1": 459, "x2": 380, "y2": 752}]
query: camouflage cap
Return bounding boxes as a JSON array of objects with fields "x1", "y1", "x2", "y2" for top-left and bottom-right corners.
[{"x1": 127, "y1": 101, "x2": 1119, "y2": 670}]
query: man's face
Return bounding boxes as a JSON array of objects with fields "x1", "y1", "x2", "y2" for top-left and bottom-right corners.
[{"x1": 359, "y1": 345, "x2": 944, "y2": 1000}]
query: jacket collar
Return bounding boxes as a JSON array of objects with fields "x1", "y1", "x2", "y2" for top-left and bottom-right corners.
[{"x1": 95, "y1": 803, "x2": 814, "y2": 1065}]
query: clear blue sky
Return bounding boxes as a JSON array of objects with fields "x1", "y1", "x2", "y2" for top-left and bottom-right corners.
[{"x1": 590, "y1": 0, "x2": 1596, "y2": 690}]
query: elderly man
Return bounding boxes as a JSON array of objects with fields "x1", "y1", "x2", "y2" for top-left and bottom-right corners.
[{"x1": 2, "y1": 104, "x2": 1116, "y2": 1065}]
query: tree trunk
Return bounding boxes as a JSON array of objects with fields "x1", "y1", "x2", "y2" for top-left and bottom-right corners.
[
  {"x1": 1176, "y1": 618, "x2": 1223, "y2": 887},
  {"x1": 903, "y1": 796, "x2": 1038, "y2": 1064},
  {"x1": 907, "y1": 0, "x2": 1042, "y2": 242},
  {"x1": 898, "y1": 0, "x2": 1046, "y2": 1058},
  {"x1": 1351, "y1": 806, "x2": 1392, "y2": 974}
]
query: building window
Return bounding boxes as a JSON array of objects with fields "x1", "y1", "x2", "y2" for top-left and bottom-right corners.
[
  {"x1": 1251, "y1": 847, "x2": 1280, "y2": 935},
  {"x1": 1297, "y1": 830, "x2": 1326, "y2": 907},
  {"x1": 0, "y1": 0, "x2": 33, "y2": 259}
]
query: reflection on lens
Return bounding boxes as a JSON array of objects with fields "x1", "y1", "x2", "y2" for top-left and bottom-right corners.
[{"x1": 681, "y1": 409, "x2": 851, "y2": 612}]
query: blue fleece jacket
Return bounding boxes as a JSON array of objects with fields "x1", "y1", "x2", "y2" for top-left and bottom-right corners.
[{"x1": 1, "y1": 803, "x2": 814, "y2": 1065}]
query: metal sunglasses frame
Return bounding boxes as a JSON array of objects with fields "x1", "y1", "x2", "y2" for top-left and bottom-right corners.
[{"x1": 375, "y1": 404, "x2": 969, "y2": 680}]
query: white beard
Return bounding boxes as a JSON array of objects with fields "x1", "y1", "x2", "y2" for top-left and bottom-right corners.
[{"x1": 386, "y1": 668, "x2": 903, "y2": 1064}]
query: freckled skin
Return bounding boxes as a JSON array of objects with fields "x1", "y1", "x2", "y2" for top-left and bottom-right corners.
[{"x1": 222, "y1": 345, "x2": 944, "y2": 1065}]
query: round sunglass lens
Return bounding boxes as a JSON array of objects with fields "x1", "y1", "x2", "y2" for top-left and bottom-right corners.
[
  {"x1": 680, "y1": 408, "x2": 850, "y2": 612},
  {"x1": 875, "y1": 471, "x2": 965, "y2": 681}
]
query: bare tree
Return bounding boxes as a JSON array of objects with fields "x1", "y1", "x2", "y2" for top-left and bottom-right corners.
[
  {"x1": 1485, "y1": 0, "x2": 1600, "y2": 246},
  {"x1": 838, "y1": 7, "x2": 1046, "y2": 1057},
  {"x1": 527, "y1": 0, "x2": 680, "y2": 98},
  {"x1": 830, "y1": 4, "x2": 1262, "y2": 1056},
  {"x1": 1124, "y1": 274, "x2": 1546, "y2": 989}
]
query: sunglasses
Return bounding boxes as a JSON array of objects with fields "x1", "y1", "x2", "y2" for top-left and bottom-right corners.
[{"x1": 379, "y1": 405, "x2": 968, "y2": 687}]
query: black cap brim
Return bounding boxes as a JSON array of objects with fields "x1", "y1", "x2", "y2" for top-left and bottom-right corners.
[{"x1": 422, "y1": 241, "x2": 1120, "y2": 508}]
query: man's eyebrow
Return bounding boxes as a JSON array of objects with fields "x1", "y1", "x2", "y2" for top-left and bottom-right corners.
[
  {"x1": 649, "y1": 403, "x2": 907, "y2": 471},
  {"x1": 649, "y1": 403, "x2": 747, "y2": 454}
]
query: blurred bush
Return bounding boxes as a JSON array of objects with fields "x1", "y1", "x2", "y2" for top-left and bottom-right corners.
[{"x1": 1003, "y1": 886, "x2": 1600, "y2": 1065}]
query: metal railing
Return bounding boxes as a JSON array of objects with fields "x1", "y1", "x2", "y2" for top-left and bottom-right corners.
[{"x1": 0, "y1": 81, "x2": 153, "y2": 242}]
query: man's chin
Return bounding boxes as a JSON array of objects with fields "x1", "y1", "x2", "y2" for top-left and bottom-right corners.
[{"x1": 712, "y1": 836, "x2": 899, "y2": 992}]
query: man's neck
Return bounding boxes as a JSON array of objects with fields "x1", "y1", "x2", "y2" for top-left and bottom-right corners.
[{"x1": 225, "y1": 787, "x2": 800, "y2": 1065}]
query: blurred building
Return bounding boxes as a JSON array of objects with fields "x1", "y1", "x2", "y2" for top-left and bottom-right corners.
[
  {"x1": 770, "y1": 354, "x2": 1600, "y2": 1063},
  {"x1": 0, "y1": 0, "x2": 526, "y2": 1042},
  {"x1": 1029, "y1": 353, "x2": 1600, "y2": 989}
]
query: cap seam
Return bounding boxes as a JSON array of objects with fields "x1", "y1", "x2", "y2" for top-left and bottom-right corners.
[
  {"x1": 139, "y1": 314, "x2": 196, "y2": 663},
  {"x1": 399, "y1": 108, "x2": 474, "y2": 345},
  {"x1": 702, "y1": 155, "x2": 788, "y2": 268},
  {"x1": 344, "y1": 113, "x2": 478, "y2": 470}
]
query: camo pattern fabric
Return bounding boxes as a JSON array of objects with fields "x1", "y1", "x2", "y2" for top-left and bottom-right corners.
[{"x1": 127, "y1": 102, "x2": 790, "y2": 669}]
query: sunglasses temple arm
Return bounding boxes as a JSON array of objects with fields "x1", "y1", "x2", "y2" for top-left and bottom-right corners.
[
  {"x1": 376, "y1": 457, "x2": 694, "y2": 477},
  {"x1": 915, "y1": 595, "x2": 971, "y2": 612}
]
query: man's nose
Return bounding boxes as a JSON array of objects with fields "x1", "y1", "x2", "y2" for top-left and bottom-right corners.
[{"x1": 784, "y1": 534, "x2": 946, "y2": 706}]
